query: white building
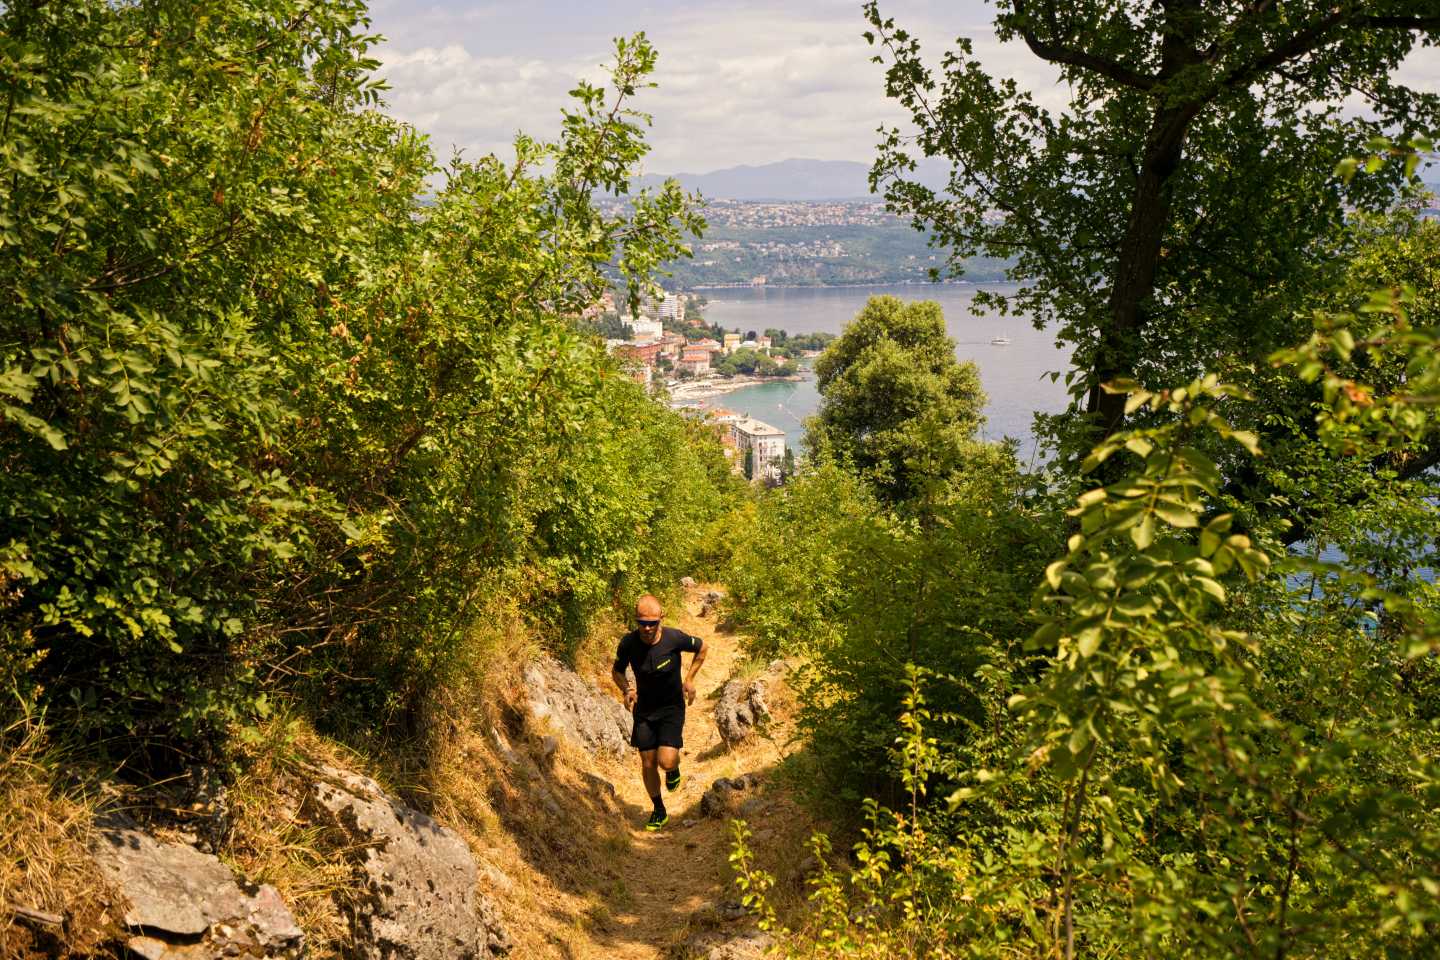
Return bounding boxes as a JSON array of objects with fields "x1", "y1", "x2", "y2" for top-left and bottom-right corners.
[
  {"x1": 659, "y1": 293, "x2": 685, "y2": 322},
  {"x1": 626, "y1": 316, "x2": 663, "y2": 341},
  {"x1": 732, "y1": 417, "x2": 785, "y2": 483}
]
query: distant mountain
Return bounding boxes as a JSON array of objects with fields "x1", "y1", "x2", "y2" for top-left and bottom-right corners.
[{"x1": 633, "y1": 157, "x2": 952, "y2": 201}]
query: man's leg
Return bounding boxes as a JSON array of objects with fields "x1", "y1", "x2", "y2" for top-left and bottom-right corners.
[
  {"x1": 638, "y1": 749, "x2": 668, "y2": 829},
  {"x1": 639, "y1": 749, "x2": 661, "y2": 797},
  {"x1": 657, "y1": 745, "x2": 681, "y2": 790}
]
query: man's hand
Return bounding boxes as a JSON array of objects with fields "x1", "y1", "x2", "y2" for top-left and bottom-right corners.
[
  {"x1": 624, "y1": 688, "x2": 638, "y2": 710},
  {"x1": 683, "y1": 681, "x2": 696, "y2": 705}
]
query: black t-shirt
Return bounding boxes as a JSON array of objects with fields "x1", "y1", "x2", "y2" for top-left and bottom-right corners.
[{"x1": 614, "y1": 626, "x2": 703, "y2": 715}]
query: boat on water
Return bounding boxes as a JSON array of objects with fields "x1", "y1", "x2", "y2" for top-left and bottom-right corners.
[{"x1": 989, "y1": 335, "x2": 1012, "y2": 345}]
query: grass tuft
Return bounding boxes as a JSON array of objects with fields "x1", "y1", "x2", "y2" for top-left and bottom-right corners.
[{"x1": 0, "y1": 708, "x2": 114, "y2": 960}]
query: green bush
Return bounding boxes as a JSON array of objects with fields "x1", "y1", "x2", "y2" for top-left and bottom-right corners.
[{"x1": 0, "y1": 1, "x2": 730, "y2": 757}]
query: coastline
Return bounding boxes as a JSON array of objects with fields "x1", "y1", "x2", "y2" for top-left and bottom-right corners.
[{"x1": 665, "y1": 372, "x2": 808, "y2": 406}]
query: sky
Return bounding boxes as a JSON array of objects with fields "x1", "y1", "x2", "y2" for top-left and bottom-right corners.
[{"x1": 368, "y1": 1, "x2": 1440, "y2": 177}]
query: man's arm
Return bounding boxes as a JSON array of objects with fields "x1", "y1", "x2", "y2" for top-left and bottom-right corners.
[
  {"x1": 612, "y1": 666, "x2": 637, "y2": 710},
  {"x1": 682, "y1": 638, "x2": 707, "y2": 705}
]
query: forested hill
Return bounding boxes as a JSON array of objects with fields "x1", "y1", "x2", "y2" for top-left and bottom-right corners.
[
  {"x1": 660, "y1": 200, "x2": 1013, "y2": 287},
  {"x1": 631, "y1": 156, "x2": 954, "y2": 200}
]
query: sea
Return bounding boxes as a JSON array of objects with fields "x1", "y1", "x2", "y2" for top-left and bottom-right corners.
[{"x1": 699, "y1": 282, "x2": 1072, "y2": 459}]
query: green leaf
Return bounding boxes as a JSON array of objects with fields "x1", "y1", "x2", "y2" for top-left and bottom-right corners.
[{"x1": 1152, "y1": 502, "x2": 1199, "y2": 528}]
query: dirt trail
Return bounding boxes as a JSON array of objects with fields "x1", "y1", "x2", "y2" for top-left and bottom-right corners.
[{"x1": 567, "y1": 588, "x2": 791, "y2": 960}]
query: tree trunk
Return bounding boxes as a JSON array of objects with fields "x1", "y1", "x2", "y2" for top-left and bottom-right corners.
[{"x1": 1086, "y1": 0, "x2": 1203, "y2": 438}]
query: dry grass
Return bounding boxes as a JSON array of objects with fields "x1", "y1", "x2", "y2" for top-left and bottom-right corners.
[
  {"x1": 222, "y1": 602, "x2": 643, "y2": 960},
  {"x1": 0, "y1": 713, "x2": 116, "y2": 960},
  {"x1": 0, "y1": 588, "x2": 824, "y2": 960},
  {"x1": 224, "y1": 712, "x2": 375, "y2": 959}
]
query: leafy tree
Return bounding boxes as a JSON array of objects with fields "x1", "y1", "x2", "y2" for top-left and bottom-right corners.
[
  {"x1": 0, "y1": 0, "x2": 722, "y2": 755},
  {"x1": 811, "y1": 296, "x2": 985, "y2": 503},
  {"x1": 731, "y1": 149, "x2": 1440, "y2": 959},
  {"x1": 865, "y1": 0, "x2": 1440, "y2": 453},
  {"x1": 716, "y1": 347, "x2": 793, "y2": 378}
]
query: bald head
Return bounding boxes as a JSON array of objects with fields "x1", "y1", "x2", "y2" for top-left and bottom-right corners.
[{"x1": 635, "y1": 594, "x2": 663, "y2": 619}]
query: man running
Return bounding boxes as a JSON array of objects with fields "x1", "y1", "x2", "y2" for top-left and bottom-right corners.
[{"x1": 611, "y1": 593, "x2": 707, "y2": 831}]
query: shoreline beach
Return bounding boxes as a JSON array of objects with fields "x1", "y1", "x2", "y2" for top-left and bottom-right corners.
[{"x1": 665, "y1": 372, "x2": 809, "y2": 406}]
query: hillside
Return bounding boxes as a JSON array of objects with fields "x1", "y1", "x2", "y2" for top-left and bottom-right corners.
[
  {"x1": 1, "y1": 586, "x2": 811, "y2": 960},
  {"x1": 632, "y1": 157, "x2": 955, "y2": 201},
  {"x1": 637, "y1": 200, "x2": 1014, "y2": 288}
]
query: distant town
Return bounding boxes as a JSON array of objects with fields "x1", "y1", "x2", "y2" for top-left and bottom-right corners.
[
  {"x1": 581, "y1": 289, "x2": 830, "y2": 485},
  {"x1": 598, "y1": 198, "x2": 1016, "y2": 289}
]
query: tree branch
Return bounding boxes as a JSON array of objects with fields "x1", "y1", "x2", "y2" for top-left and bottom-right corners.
[{"x1": 1012, "y1": 0, "x2": 1157, "y2": 90}]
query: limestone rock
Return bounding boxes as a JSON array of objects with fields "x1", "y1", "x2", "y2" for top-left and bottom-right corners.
[
  {"x1": 714, "y1": 662, "x2": 786, "y2": 745},
  {"x1": 683, "y1": 929, "x2": 774, "y2": 960},
  {"x1": 522, "y1": 657, "x2": 631, "y2": 760},
  {"x1": 308, "y1": 765, "x2": 511, "y2": 959},
  {"x1": 700, "y1": 775, "x2": 763, "y2": 819},
  {"x1": 89, "y1": 814, "x2": 303, "y2": 960}
]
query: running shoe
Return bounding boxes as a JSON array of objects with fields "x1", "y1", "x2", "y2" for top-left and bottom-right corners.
[
  {"x1": 665, "y1": 769, "x2": 682, "y2": 792},
  {"x1": 644, "y1": 810, "x2": 669, "y2": 831}
]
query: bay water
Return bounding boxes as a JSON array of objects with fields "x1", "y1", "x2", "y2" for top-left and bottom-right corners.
[{"x1": 701, "y1": 283, "x2": 1072, "y2": 458}]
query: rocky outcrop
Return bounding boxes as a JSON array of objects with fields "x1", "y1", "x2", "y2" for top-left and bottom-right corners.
[
  {"x1": 698, "y1": 588, "x2": 726, "y2": 618},
  {"x1": 522, "y1": 656, "x2": 631, "y2": 759},
  {"x1": 681, "y1": 928, "x2": 775, "y2": 959},
  {"x1": 700, "y1": 774, "x2": 764, "y2": 819},
  {"x1": 307, "y1": 765, "x2": 512, "y2": 960},
  {"x1": 89, "y1": 814, "x2": 304, "y2": 960},
  {"x1": 713, "y1": 661, "x2": 787, "y2": 745}
]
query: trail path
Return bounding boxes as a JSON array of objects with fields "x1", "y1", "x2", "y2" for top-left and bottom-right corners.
[{"x1": 568, "y1": 588, "x2": 792, "y2": 960}]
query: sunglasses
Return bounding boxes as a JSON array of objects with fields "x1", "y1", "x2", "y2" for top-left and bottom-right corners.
[{"x1": 637, "y1": 618, "x2": 661, "y2": 627}]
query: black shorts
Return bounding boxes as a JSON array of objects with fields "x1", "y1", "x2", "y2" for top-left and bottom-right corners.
[{"x1": 631, "y1": 705, "x2": 685, "y2": 751}]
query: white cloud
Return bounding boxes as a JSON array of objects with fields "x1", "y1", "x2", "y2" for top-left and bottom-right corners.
[
  {"x1": 368, "y1": 1, "x2": 1439, "y2": 175},
  {"x1": 370, "y1": 1, "x2": 1030, "y2": 172}
]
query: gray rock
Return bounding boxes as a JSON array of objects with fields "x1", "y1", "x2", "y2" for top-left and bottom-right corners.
[
  {"x1": 700, "y1": 778, "x2": 742, "y2": 819},
  {"x1": 681, "y1": 576, "x2": 698, "y2": 588},
  {"x1": 700, "y1": 775, "x2": 768, "y2": 819},
  {"x1": 522, "y1": 657, "x2": 632, "y2": 760},
  {"x1": 683, "y1": 928, "x2": 774, "y2": 960},
  {"x1": 308, "y1": 765, "x2": 511, "y2": 959},
  {"x1": 89, "y1": 814, "x2": 303, "y2": 960},
  {"x1": 714, "y1": 663, "x2": 786, "y2": 745}
]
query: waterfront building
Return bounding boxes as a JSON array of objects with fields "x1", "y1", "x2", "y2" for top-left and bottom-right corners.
[
  {"x1": 615, "y1": 340, "x2": 664, "y2": 365},
  {"x1": 731, "y1": 417, "x2": 785, "y2": 483},
  {"x1": 680, "y1": 346, "x2": 711, "y2": 376},
  {"x1": 722, "y1": 332, "x2": 742, "y2": 355},
  {"x1": 659, "y1": 293, "x2": 684, "y2": 322},
  {"x1": 659, "y1": 331, "x2": 687, "y2": 359},
  {"x1": 626, "y1": 317, "x2": 663, "y2": 341}
]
